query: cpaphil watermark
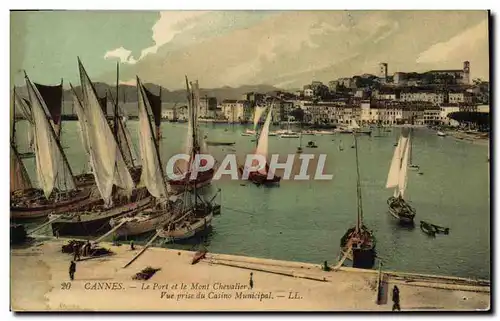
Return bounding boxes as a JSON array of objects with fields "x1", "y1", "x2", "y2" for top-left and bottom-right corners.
[{"x1": 165, "y1": 153, "x2": 333, "y2": 181}]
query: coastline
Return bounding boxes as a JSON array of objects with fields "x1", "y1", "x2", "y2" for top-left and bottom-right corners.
[
  {"x1": 442, "y1": 129, "x2": 489, "y2": 147},
  {"x1": 10, "y1": 237, "x2": 490, "y2": 312}
]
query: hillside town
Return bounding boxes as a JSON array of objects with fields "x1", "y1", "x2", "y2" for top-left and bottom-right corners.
[{"x1": 161, "y1": 61, "x2": 489, "y2": 128}]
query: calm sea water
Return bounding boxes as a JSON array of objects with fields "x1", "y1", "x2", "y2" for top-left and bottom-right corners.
[{"x1": 14, "y1": 121, "x2": 490, "y2": 279}]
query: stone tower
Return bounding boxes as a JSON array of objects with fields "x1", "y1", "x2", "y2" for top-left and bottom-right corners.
[
  {"x1": 463, "y1": 61, "x2": 470, "y2": 84},
  {"x1": 379, "y1": 63, "x2": 388, "y2": 81}
]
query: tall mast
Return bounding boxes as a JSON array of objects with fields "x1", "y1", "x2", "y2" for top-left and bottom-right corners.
[
  {"x1": 114, "y1": 62, "x2": 119, "y2": 140},
  {"x1": 158, "y1": 85, "x2": 162, "y2": 149},
  {"x1": 354, "y1": 133, "x2": 363, "y2": 233},
  {"x1": 409, "y1": 128, "x2": 413, "y2": 164},
  {"x1": 25, "y1": 72, "x2": 76, "y2": 190},
  {"x1": 11, "y1": 87, "x2": 16, "y2": 145}
]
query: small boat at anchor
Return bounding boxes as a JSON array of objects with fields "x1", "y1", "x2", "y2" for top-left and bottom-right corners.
[
  {"x1": 238, "y1": 101, "x2": 281, "y2": 186},
  {"x1": 339, "y1": 133, "x2": 376, "y2": 269},
  {"x1": 206, "y1": 140, "x2": 235, "y2": 146},
  {"x1": 386, "y1": 127, "x2": 416, "y2": 225},
  {"x1": 306, "y1": 141, "x2": 318, "y2": 148}
]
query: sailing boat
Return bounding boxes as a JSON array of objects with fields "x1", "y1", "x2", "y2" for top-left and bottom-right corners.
[
  {"x1": 157, "y1": 78, "x2": 221, "y2": 242},
  {"x1": 350, "y1": 119, "x2": 371, "y2": 136},
  {"x1": 408, "y1": 128, "x2": 420, "y2": 171},
  {"x1": 243, "y1": 105, "x2": 267, "y2": 137},
  {"x1": 50, "y1": 59, "x2": 151, "y2": 236},
  {"x1": 339, "y1": 133, "x2": 376, "y2": 269},
  {"x1": 12, "y1": 88, "x2": 35, "y2": 159},
  {"x1": 297, "y1": 130, "x2": 303, "y2": 154},
  {"x1": 11, "y1": 73, "x2": 92, "y2": 220},
  {"x1": 238, "y1": 102, "x2": 281, "y2": 186},
  {"x1": 386, "y1": 127, "x2": 416, "y2": 224},
  {"x1": 280, "y1": 117, "x2": 299, "y2": 138},
  {"x1": 109, "y1": 77, "x2": 174, "y2": 237},
  {"x1": 167, "y1": 78, "x2": 214, "y2": 193}
]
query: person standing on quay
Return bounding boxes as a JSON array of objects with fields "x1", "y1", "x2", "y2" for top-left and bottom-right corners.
[
  {"x1": 69, "y1": 261, "x2": 76, "y2": 281},
  {"x1": 392, "y1": 285, "x2": 401, "y2": 311},
  {"x1": 249, "y1": 272, "x2": 254, "y2": 290}
]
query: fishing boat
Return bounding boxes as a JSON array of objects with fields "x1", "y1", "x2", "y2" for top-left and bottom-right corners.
[
  {"x1": 420, "y1": 220, "x2": 449, "y2": 235},
  {"x1": 12, "y1": 90, "x2": 36, "y2": 159},
  {"x1": 386, "y1": 127, "x2": 416, "y2": 225},
  {"x1": 437, "y1": 131, "x2": 447, "y2": 137},
  {"x1": 108, "y1": 77, "x2": 176, "y2": 238},
  {"x1": 307, "y1": 141, "x2": 318, "y2": 148},
  {"x1": 420, "y1": 221, "x2": 436, "y2": 237},
  {"x1": 155, "y1": 191, "x2": 221, "y2": 243},
  {"x1": 297, "y1": 126, "x2": 304, "y2": 153},
  {"x1": 350, "y1": 119, "x2": 372, "y2": 136},
  {"x1": 314, "y1": 130, "x2": 335, "y2": 135},
  {"x1": 339, "y1": 133, "x2": 376, "y2": 269},
  {"x1": 206, "y1": 141, "x2": 235, "y2": 146},
  {"x1": 156, "y1": 79, "x2": 221, "y2": 242},
  {"x1": 280, "y1": 118, "x2": 299, "y2": 138},
  {"x1": 50, "y1": 59, "x2": 151, "y2": 235},
  {"x1": 168, "y1": 79, "x2": 214, "y2": 193},
  {"x1": 238, "y1": 102, "x2": 281, "y2": 186},
  {"x1": 11, "y1": 74, "x2": 93, "y2": 220}
]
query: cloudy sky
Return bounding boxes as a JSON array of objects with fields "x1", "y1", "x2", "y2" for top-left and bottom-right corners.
[{"x1": 10, "y1": 10, "x2": 489, "y2": 89}]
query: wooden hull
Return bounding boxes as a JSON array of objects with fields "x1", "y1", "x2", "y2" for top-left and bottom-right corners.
[
  {"x1": 110, "y1": 211, "x2": 172, "y2": 237},
  {"x1": 340, "y1": 226, "x2": 376, "y2": 269},
  {"x1": 51, "y1": 195, "x2": 152, "y2": 236},
  {"x1": 10, "y1": 224, "x2": 27, "y2": 244},
  {"x1": 168, "y1": 169, "x2": 214, "y2": 193},
  {"x1": 74, "y1": 173, "x2": 96, "y2": 188},
  {"x1": 11, "y1": 189, "x2": 94, "y2": 220},
  {"x1": 206, "y1": 141, "x2": 235, "y2": 146},
  {"x1": 387, "y1": 197, "x2": 416, "y2": 224},
  {"x1": 157, "y1": 213, "x2": 213, "y2": 242},
  {"x1": 238, "y1": 166, "x2": 281, "y2": 186}
]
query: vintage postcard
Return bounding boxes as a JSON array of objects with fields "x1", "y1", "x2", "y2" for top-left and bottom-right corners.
[{"x1": 9, "y1": 9, "x2": 490, "y2": 312}]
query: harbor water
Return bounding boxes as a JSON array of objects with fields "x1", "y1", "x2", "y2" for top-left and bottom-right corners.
[{"x1": 14, "y1": 121, "x2": 490, "y2": 280}]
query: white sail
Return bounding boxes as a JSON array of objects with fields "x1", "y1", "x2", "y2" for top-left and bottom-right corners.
[
  {"x1": 26, "y1": 75, "x2": 75, "y2": 198},
  {"x1": 397, "y1": 136, "x2": 411, "y2": 198},
  {"x1": 253, "y1": 106, "x2": 267, "y2": 131},
  {"x1": 13, "y1": 89, "x2": 35, "y2": 150},
  {"x1": 385, "y1": 135, "x2": 409, "y2": 189},
  {"x1": 255, "y1": 103, "x2": 274, "y2": 174},
  {"x1": 14, "y1": 90, "x2": 33, "y2": 124},
  {"x1": 10, "y1": 143, "x2": 32, "y2": 192},
  {"x1": 351, "y1": 119, "x2": 361, "y2": 129},
  {"x1": 78, "y1": 60, "x2": 134, "y2": 203},
  {"x1": 137, "y1": 77, "x2": 168, "y2": 199}
]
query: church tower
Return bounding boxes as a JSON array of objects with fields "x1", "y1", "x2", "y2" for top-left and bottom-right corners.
[{"x1": 463, "y1": 61, "x2": 470, "y2": 84}]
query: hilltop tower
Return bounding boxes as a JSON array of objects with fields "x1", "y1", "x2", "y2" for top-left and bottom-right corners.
[
  {"x1": 379, "y1": 63, "x2": 388, "y2": 81},
  {"x1": 463, "y1": 61, "x2": 470, "y2": 84}
]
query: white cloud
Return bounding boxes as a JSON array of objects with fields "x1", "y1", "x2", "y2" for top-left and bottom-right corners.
[
  {"x1": 119, "y1": 78, "x2": 136, "y2": 86},
  {"x1": 104, "y1": 11, "x2": 210, "y2": 65},
  {"x1": 416, "y1": 19, "x2": 488, "y2": 64},
  {"x1": 104, "y1": 46, "x2": 137, "y2": 64},
  {"x1": 139, "y1": 11, "x2": 210, "y2": 60}
]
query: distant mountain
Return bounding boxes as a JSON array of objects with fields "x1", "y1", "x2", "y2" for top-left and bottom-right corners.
[{"x1": 14, "y1": 83, "x2": 283, "y2": 104}]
